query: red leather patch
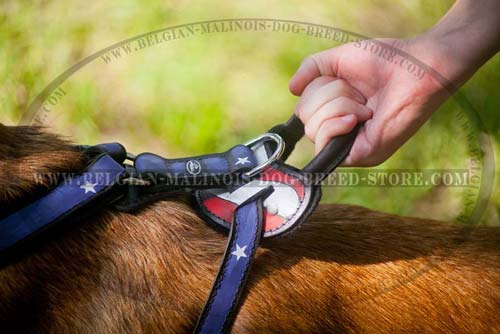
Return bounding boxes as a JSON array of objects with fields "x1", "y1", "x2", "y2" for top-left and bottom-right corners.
[
  {"x1": 204, "y1": 196, "x2": 287, "y2": 232},
  {"x1": 263, "y1": 212, "x2": 286, "y2": 231},
  {"x1": 203, "y1": 197, "x2": 237, "y2": 223},
  {"x1": 202, "y1": 166, "x2": 306, "y2": 234}
]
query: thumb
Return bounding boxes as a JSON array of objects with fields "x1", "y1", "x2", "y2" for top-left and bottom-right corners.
[{"x1": 289, "y1": 48, "x2": 341, "y2": 96}]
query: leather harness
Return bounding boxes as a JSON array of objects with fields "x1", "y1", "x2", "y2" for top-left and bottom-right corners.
[{"x1": 0, "y1": 115, "x2": 358, "y2": 334}]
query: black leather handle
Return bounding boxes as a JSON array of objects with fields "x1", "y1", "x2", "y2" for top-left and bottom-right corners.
[
  {"x1": 302, "y1": 122, "x2": 359, "y2": 176},
  {"x1": 270, "y1": 115, "x2": 359, "y2": 180}
]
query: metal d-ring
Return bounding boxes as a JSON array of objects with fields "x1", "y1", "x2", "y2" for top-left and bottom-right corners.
[{"x1": 242, "y1": 133, "x2": 285, "y2": 179}]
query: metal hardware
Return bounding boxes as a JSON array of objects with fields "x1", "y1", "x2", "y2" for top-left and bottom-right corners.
[{"x1": 243, "y1": 133, "x2": 285, "y2": 179}]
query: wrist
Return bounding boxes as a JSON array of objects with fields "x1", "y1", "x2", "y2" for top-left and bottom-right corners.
[
  {"x1": 413, "y1": 0, "x2": 500, "y2": 88},
  {"x1": 411, "y1": 31, "x2": 474, "y2": 89}
]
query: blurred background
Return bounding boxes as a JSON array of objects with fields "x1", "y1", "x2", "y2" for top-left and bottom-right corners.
[{"x1": 0, "y1": 0, "x2": 498, "y2": 225}]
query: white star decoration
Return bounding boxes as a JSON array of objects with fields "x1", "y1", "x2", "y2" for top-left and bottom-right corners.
[
  {"x1": 235, "y1": 157, "x2": 250, "y2": 165},
  {"x1": 231, "y1": 244, "x2": 248, "y2": 261},
  {"x1": 80, "y1": 181, "x2": 97, "y2": 194}
]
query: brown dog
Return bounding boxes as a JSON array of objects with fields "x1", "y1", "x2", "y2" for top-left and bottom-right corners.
[{"x1": 0, "y1": 124, "x2": 499, "y2": 334}]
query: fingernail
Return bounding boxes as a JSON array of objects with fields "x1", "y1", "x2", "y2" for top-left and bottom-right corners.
[{"x1": 340, "y1": 114, "x2": 356, "y2": 123}]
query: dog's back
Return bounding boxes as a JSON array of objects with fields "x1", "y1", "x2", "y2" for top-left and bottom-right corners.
[{"x1": 1, "y1": 125, "x2": 499, "y2": 334}]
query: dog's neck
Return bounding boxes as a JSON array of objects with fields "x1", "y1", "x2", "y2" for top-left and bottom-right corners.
[{"x1": 0, "y1": 124, "x2": 84, "y2": 205}]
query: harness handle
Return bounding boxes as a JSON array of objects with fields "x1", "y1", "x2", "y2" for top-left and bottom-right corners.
[
  {"x1": 302, "y1": 123, "x2": 359, "y2": 176},
  {"x1": 269, "y1": 115, "x2": 359, "y2": 181}
]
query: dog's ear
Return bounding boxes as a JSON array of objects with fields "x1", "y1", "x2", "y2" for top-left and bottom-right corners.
[{"x1": 0, "y1": 124, "x2": 84, "y2": 203}]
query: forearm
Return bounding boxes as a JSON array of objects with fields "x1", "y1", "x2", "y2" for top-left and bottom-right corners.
[{"x1": 417, "y1": 0, "x2": 500, "y2": 86}]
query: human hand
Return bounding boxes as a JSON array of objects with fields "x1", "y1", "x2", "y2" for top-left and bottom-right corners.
[{"x1": 289, "y1": 38, "x2": 451, "y2": 167}]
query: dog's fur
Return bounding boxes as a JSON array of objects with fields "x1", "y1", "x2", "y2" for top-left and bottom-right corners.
[{"x1": 0, "y1": 124, "x2": 499, "y2": 334}]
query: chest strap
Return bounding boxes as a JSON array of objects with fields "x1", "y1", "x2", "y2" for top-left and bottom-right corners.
[
  {"x1": 194, "y1": 186, "x2": 273, "y2": 334},
  {"x1": 0, "y1": 154, "x2": 126, "y2": 253}
]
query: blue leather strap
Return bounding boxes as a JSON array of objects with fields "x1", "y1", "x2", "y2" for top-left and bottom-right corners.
[
  {"x1": 76, "y1": 142, "x2": 128, "y2": 164},
  {"x1": 87, "y1": 142, "x2": 127, "y2": 163},
  {"x1": 0, "y1": 154, "x2": 126, "y2": 252},
  {"x1": 134, "y1": 145, "x2": 257, "y2": 187},
  {"x1": 194, "y1": 186, "x2": 273, "y2": 334}
]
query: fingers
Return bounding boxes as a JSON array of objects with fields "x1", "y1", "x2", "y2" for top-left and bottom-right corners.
[
  {"x1": 289, "y1": 48, "x2": 341, "y2": 96},
  {"x1": 296, "y1": 78, "x2": 366, "y2": 123},
  {"x1": 295, "y1": 76, "x2": 336, "y2": 115},
  {"x1": 315, "y1": 114, "x2": 358, "y2": 154},
  {"x1": 304, "y1": 97, "x2": 372, "y2": 145},
  {"x1": 293, "y1": 75, "x2": 373, "y2": 155}
]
